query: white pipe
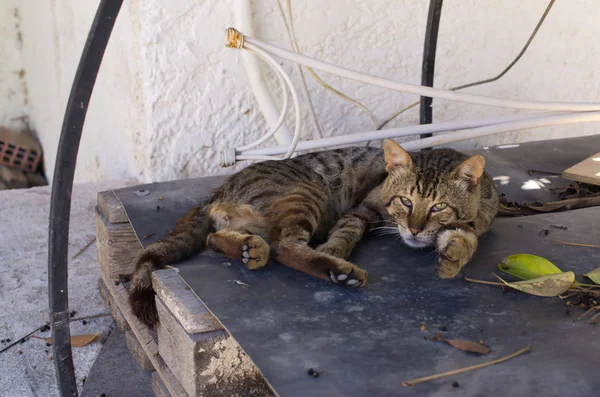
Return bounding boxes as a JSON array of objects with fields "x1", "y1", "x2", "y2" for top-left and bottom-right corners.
[
  {"x1": 238, "y1": 111, "x2": 566, "y2": 156},
  {"x1": 245, "y1": 36, "x2": 600, "y2": 112},
  {"x1": 236, "y1": 3, "x2": 293, "y2": 145}
]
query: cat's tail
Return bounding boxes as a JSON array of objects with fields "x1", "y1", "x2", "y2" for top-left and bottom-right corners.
[{"x1": 129, "y1": 205, "x2": 214, "y2": 326}]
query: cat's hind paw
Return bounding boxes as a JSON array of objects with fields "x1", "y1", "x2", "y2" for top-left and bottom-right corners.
[
  {"x1": 328, "y1": 262, "x2": 367, "y2": 288},
  {"x1": 241, "y1": 235, "x2": 270, "y2": 270}
]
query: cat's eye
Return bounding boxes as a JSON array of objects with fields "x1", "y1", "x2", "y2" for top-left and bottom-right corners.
[
  {"x1": 400, "y1": 196, "x2": 412, "y2": 207},
  {"x1": 431, "y1": 202, "x2": 448, "y2": 212}
]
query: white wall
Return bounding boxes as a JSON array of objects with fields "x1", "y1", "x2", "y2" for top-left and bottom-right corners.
[
  {"x1": 0, "y1": 0, "x2": 27, "y2": 131},
  {"x1": 17, "y1": 0, "x2": 147, "y2": 182},
  {"x1": 4, "y1": 0, "x2": 600, "y2": 183}
]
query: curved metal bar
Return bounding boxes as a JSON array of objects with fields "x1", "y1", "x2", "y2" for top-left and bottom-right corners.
[
  {"x1": 48, "y1": 1, "x2": 122, "y2": 395},
  {"x1": 420, "y1": 0, "x2": 443, "y2": 138}
]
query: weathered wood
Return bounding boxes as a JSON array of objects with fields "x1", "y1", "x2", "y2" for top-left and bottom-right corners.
[
  {"x1": 152, "y1": 372, "x2": 171, "y2": 397},
  {"x1": 103, "y1": 274, "x2": 158, "y2": 357},
  {"x1": 102, "y1": 273, "x2": 190, "y2": 397},
  {"x1": 154, "y1": 355, "x2": 189, "y2": 397},
  {"x1": 156, "y1": 298, "x2": 272, "y2": 397},
  {"x1": 152, "y1": 270, "x2": 223, "y2": 335},
  {"x1": 95, "y1": 206, "x2": 143, "y2": 279},
  {"x1": 97, "y1": 277, "x2": 129, "y2": 331},
  {"x1": 563, "y1": 152, "x2": 600, "y2": 186},
  {"x1": 98, "y1": 190, "x2": 129, "y2": 223},
  {"x1": 126, "y1": 330, "x2": 154, "y2": 371}
]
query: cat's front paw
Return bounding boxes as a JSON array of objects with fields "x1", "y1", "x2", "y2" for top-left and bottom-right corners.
[
  {"x1": 328, "y1": 260, "x2": 367, "y2": 288},
  {"x1": 436, "y1": 254, "x2": 463, "y2": 279},
  {"x1": 436, "y1": 231, "x2": 476, "y2": 279}
]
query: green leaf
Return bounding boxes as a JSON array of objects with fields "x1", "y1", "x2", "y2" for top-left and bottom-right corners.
[
  {"x1": 495, "y1": 272, "x2": 574, "y2": 297},
  {"x1": 497, "y1": 254, "x2": 563, "y2": 280},
  {"x1": 584, "y1": 267, "x2": 600, "y2": 284}
]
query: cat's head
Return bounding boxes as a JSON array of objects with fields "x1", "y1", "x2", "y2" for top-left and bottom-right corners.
[{"x1": 381, "y1": 139, "x2": 485, "y2": 248}]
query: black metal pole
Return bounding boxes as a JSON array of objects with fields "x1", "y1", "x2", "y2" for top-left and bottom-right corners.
[
  {"x1": 48, "y1": 1, "x2": 122, "y2": 395},
  {"x1": 419, "y1": 0, "x2": 443, "y2": 138}
]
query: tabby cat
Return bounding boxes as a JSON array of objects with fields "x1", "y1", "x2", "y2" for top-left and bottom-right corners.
[{"x1": 129, "y1": 140, "x2": 499, "y2": 326}]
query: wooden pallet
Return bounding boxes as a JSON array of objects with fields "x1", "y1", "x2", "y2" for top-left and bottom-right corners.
[{"x1": 96, "y1": 190, "x2": 274, "y2": 397}]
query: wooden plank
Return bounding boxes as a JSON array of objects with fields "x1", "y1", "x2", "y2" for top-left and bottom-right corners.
[
  {"x1": 562, "y1": 152, "x2": 600, "y2": 186},
  {"x1": 102, "y1": 273, "x2": 190, "y2": 397},
  {"x1": 98, "y1": 190, "x2": 129, "y2": 223},
  {"x1": 156, "y1": 298, "x2": 273, "y2": 397},
  {"x1": 103, "y1": 273, "x2": 158, "y2": 357},
  {"x1": 126, "y1": 330, "x2": 154, "y2": 371},
  {"x1": 152, "y1": 270, "x2": 222, "y2": 334},
  {"x1": 95, "y1": 206, "x2": 143, "y2": 279},
  {"x1": 97, "y1": 277, "x2": 130, "y2": 331},
  {"x1": 152, "y1": 372, "x2": 171, "y2": 397}
]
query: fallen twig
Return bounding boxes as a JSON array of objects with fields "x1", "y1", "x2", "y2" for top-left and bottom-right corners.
[
  {"x1": 464, "y1": 276, "x2": 504, "y2": 287},
  {"x1": 72, "y1": 237, "x2": 96, "y2": 259},
  {"x1": 71, "y1": 313, "x2": 111, "y2": 322},
  {"x1": 578, "y1": 306, "x2": 600, "y2": 321},
  {"x1": 498, "y1": 196, "x2": 600, "y2": 217},
  {"x1": 0, "y1": 313, "x2": 110, "y2": 355},
  {"x1": 554, "y1": 240, "x2": 600, "y2": 249},
  {"x1": 0, "y1": 324, "x2": 47, "y2": 354},
  {"x1": 401, "y1": 346, "x2": 531, "y2": 387}
]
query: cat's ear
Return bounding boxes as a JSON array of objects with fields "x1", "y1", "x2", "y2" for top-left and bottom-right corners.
[
  {"x1": 453, "y1": 155, "x2": 485, "y2": 186},
  {"x1": 383, "y1": 139, "x2": 412, "y2": 171}
]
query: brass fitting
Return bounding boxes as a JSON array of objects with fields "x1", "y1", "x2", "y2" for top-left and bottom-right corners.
[{"x1": 224, "y1": 27, "x2": 244, "y2": 49}]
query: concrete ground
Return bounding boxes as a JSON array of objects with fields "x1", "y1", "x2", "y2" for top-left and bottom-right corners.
[
  {"x1": 0, "y1": 180, "x2": 136, "y2": 397},
  {"x1": 80, "y1": 329, "x2": 153, "y2": 397}
]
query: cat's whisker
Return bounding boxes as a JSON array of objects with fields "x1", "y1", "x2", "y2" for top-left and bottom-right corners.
[{"x1": 371, "y1": 226, "x2": 399, "y2": 231}]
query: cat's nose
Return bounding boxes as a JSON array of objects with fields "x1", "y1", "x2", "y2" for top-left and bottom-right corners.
[{"x1": 409, "y1": 228, "x2": 421, "y2": 236}]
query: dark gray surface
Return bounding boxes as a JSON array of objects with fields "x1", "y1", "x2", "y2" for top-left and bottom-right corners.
[
  {"x1": 176, "y1": 209, "x2": 600, "y2": 397},
  {"x1": 116, "y1": 175, "x2": 226, "y2": 247},
  {"x1": 81, "y1": 329, "x2": 153, "y2": 397},
  {"x1": 462, "y1": 134, "x2": 600, "y2": 203},
  {"x1": 112, "y1": 137, "x2": 600, "y2": 397}
]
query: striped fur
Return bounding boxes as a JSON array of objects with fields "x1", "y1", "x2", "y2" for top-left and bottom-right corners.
[{"x1": 129, "y1": 141, "x2": 499, "y2": 326}]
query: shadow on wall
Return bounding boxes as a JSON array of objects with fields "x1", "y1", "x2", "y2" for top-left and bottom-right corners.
[{"x1": 0, "y1": 126, "x2": 47, "y2": 190}]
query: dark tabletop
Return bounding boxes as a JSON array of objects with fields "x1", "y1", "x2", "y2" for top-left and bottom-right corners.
[{"x1": 114, "y1": 136, "x2": 600, "y2": 397}]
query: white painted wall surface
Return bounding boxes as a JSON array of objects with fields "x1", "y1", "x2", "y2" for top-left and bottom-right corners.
[
  {"x1": 17, "y1": 0, "x2": 147, "y2": 182},
  {"x1": 0, "y1": 0, "x2": 27, "y2": 131},
  {"x1": 3, "y1": 0, "x2": 600, "y2": 183}
]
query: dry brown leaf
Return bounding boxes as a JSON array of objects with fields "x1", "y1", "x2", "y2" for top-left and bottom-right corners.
[
  {"x1": 44, "y1": 333, "x2": 99, "y2": 347},
  {"x1": 495, "y1": 272, "x2": 574, "y2": 297},
  {"x1": 442, "y1": 339, "x2": 490, "y2": 354}
]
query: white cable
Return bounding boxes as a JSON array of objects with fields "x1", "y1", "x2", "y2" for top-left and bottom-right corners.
[
  {"x1": 402, "y1": 111, "x2": 600, "y2": 151},
  {"x1": 238, "y1": 111, "x2": 564, "y2": 156},
  {"x1": 236, "y1": 155, "x2": 285, "y2": 162},
  {"x1": 244, "y1": 43, "x2": 302, "y2": 159},
  {"x1": 244, "y1": 36, "x2": 600, "y2": 112},
  {"x1": 237, "y1": 52, "x2": 289, "y2": 152},
  {"x1": 274, "y1": 0, "x2": 323, "y2": 140},
  {"x1": 236, "y1": 4, "x2": 293, "y2": 145}
]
